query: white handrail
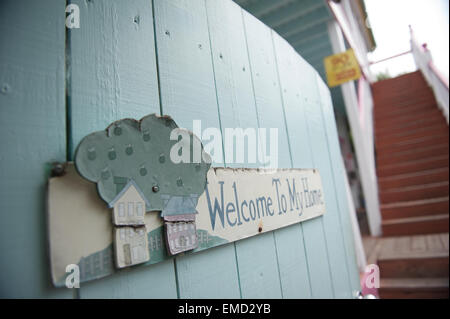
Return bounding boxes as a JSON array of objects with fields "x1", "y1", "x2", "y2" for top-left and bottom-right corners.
[{"x1": 410, "y1": 26, "x2": 449, "y2": 124}]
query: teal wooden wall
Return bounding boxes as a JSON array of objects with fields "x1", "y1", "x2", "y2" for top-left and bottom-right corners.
[
  {"x1": 235, "y1": 0, "x2": 349, "y2": 117},
  {"x1": 0, "y1": 0, "x2": 359, "y2": 298}
]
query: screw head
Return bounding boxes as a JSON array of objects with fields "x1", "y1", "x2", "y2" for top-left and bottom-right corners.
[
  {"x1": 51, "y1": 162, "x2": 66, "y2": 177},
  {"x1": 152, "y1": 185, "x2": 159, "y2": 193}
]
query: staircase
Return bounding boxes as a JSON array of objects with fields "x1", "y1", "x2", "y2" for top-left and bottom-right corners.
[{"x1": 371, "y1": 70, "x2": 449, "y2": 298}]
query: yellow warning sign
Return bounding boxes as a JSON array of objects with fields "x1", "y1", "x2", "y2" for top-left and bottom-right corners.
[{"x1": 324, "y1": 48, "x2": 361, "y2": 87}]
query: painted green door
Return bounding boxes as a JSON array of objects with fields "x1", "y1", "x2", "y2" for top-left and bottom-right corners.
[{"x1": 0, "y1": 0, "x2": 360, "y2": 298}]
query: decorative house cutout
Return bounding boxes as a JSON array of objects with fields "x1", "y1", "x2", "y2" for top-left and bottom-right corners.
[
  {"x1": 108, "y1": 179, "x2": 150, "y2": 226},
  {"x1": 114, "y1": 226, "x2": 149, "y2": 268},
  {"x1": 108, "y1": 179, "x2": 150, "y2": 268},
  {"x1": 164, "y1": 216, "x2": 198, "y2": 256},
  {"x1": 161, "y1": 195, "x2": 199, "y2": 255}
]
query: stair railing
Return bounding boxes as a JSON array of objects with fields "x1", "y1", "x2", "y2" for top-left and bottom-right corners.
[{"x1": 410, "y1": 26, "x2": 449, "y2": 124}]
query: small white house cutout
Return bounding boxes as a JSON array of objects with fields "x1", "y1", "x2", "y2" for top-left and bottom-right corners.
[
  {"x1": 114, "y1": 226, "x2": 149, "y2": 268},
  {"x1": 108, "y1": 180, "x2": 151, "y2": 268},
  {"x1": 108, "y1": 180, "x2": 150, "y2": 226}
]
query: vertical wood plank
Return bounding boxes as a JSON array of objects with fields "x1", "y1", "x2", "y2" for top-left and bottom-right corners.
[
  {"x1": 205, "y1": 0, "x2": 260, "y2": 168},
  {"x1": 153, "y1": 0, "x2": 225, "y2": 148},
  {"x1": 69, "y1": 0, "x2": 161, "y2": 150},
  {"x1": 205, "y1": 0, "x2": 263, "y2": 299},
  {"x1": 234, "y1": 233, "x2": 283, "y2": 299},
  {"x1": 299, "y1": 69, "x2": 354, "y2": 298},
  {"x1": 153, "y1": 0, "x2": 240, "y2": 298},
  {"x1": 238, "y1": 9, "x2": 311, "y2": 298},
  {"x1": 316, "y1": 76, "x2": 361, "y2": 294},
  {"x1": 68, "y1": 0, "x2": 177, "y2": 298},
  {"x1": 272, "y1": 33, "x2": 334, "y2": 298},
  {"x1": 0, "y1": 0, "x2": 71, "y2": 298}
]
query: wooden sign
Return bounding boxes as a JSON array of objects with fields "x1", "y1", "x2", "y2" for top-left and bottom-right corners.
[
  {"x1": 48, "y1": 164, "x2": 326, "y2": 287},
  {"x1": 324, "y1": 48, "x2": 361, "y2": 87}
]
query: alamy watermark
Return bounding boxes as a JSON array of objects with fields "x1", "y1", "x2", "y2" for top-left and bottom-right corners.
[
  {"x1": 169, "y1": 120, "x2": 279, "y2": 168},
  {"x1": 65, "y1": 264, "x2": 80, "y2": 288},
  {"x1": 364, "y1": 264, "x2": 380, "y2": 289},
  {"x1": 65, "y1": 4, "x2": 80, "y2": 29}
]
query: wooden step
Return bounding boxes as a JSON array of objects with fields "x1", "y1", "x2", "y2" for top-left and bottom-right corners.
[
  {"x1": 376, "y1": 126, "x2": 449, "y2": 147},
  {"x1": 380, "y1": 257, "x2": 449, "y2": 279},
  {"x1": 377, "y1": 234, "x2": 449, "y2": 278},
  {"x1": 379, "y1": 278, "x2": 449, "y2": 299},
  {"x1": 382, "y1": 214, "x2": 449, "y2": 236},
  {"x1": 376, "y1": 135, "x2": 449, "y2": 155},
  {"x1": 373, "y1": 73, "x2": 428, "y2": 94},
  {"x1": 373, "y1": 85, "x2": 433, "y2": 102},
  {"x1": 375, "y1": 86, "x2": 433, "y2": 96},
  {"x1": 372, "y1": 82, "x2": 427, "y2": 94},
  {"x1": 374, "y1": 92, "x2": 436, "y2": 110},
  {"x1": 374, "y1": 97, "x2": 436, "y2": 111},
  {"x1": 375, "y1": 119, "x2": 448, "y2": 140},
  {"x1": 375, "y1": 109, "x2": 444, "y2": 130},
  {"x1": 373, "y1": 82, "x2": 431, "y2": 93},
  {"x1": 375, "y1": 115, "x2": 446, "y2": 137},
  {"x1": 373, "y1": 71, "x2": 427, "y2": 84},
  {"x1": 381, "y1": 197, "x2": 449, "y2": 220},
  {"x1": 377, "y1": 144, "x2": 449, "y2": 167},
  {"x1": 375, "y1": 105, "x2": 442, "y2": 124},
  {"x1": 380, "y1": 181, "x2": 449, "y2": 204},
  {"x1": 374, "y1": 88, "x2": 434, "y2": 102},
  {"x1": 378, "y1": 167, "x2": 449, "y2": 189},
  {"x1": 375, "y1": 102, "x2": 438, "y2": 120},
  {"x1": 377, "y1": 155, "x2": 449, "y2": 177},
  {"x1": 373, "y1": 77, "x2": 429, "y2": 90}
]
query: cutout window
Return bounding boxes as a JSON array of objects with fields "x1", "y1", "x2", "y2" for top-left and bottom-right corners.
[
  {"x1": 128, "y1": 202, "x2": 134, "y2": 217},
  {"x1": 118, "y1": 202, "x2": 125, "y2": 217},
  {"x1": 136, "y1": 202, "x2": 143, "y2": 216}
]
